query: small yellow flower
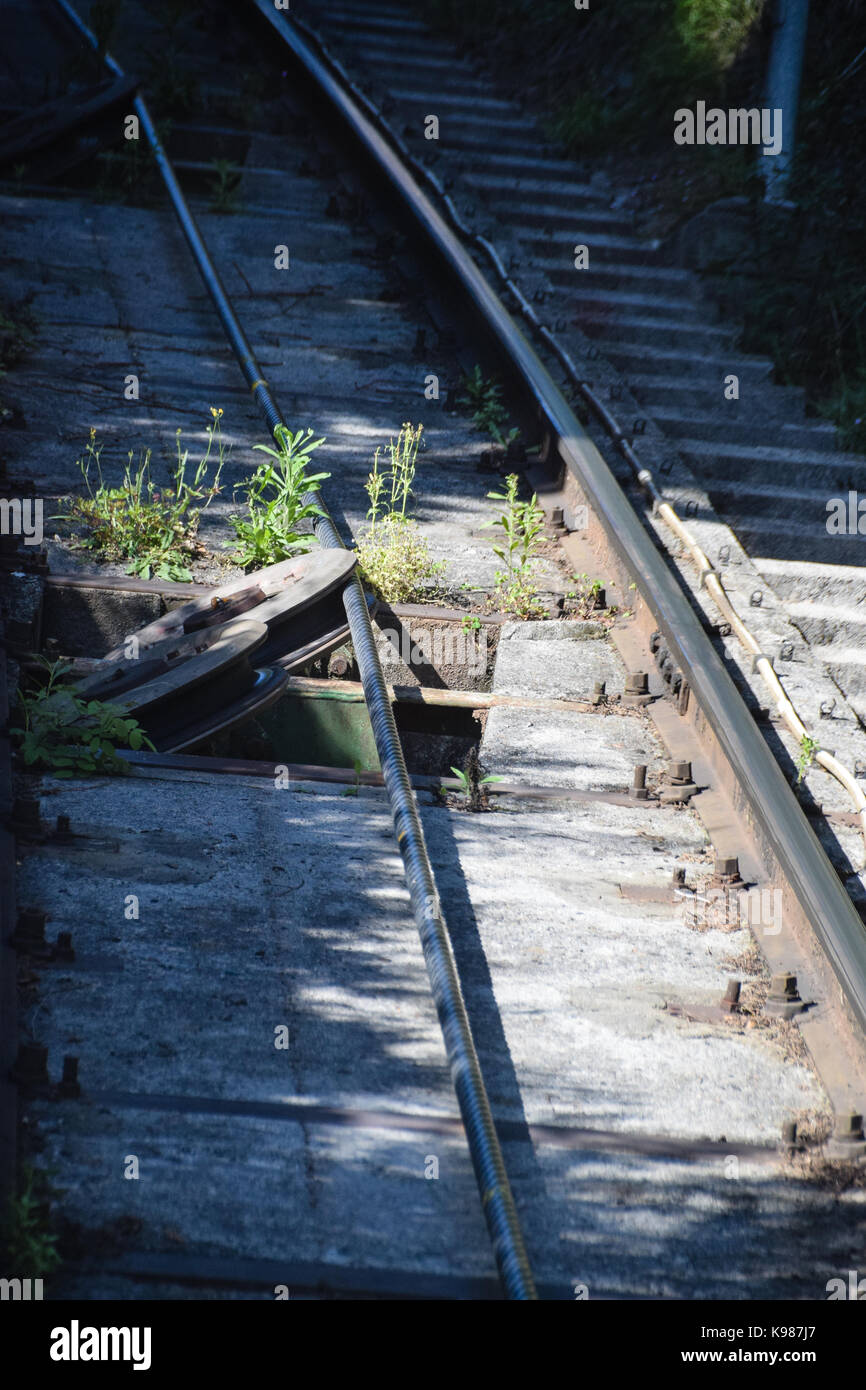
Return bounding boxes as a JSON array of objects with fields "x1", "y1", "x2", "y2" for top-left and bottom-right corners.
[{"x1": 210, "y1": 406, "x2": 224, "y2": 419}]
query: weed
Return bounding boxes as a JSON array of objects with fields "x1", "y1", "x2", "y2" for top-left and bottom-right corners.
[
  {"x1": 482, "y1": 473, "x2": 546, "y2": 618},
  {"x1": 449, "y1": 747, "x2": 502, "y2": 811},
  {"x1": 209, "y1": 159, "x2": 242, "y2": 214},
  {"x1": 459, "y1": 365, "x2": 519, "y2": 447},
  {"x1": 796, "y1": 734, "x2": 819, "y2": 783},
  {"x1": 461, "y1": 614, "x2": 482, "y2": 633},
  {"x1": 565, "y1": 572, "x2": 607, "y2": 617},
  {"x1": 355, "y1": 424, "x2": 446, "y2": 602},
  {"x1": 12, "y1": 658, "x2": 153, "y2": 777},
  {"x1": 60, "y1": 410, "x2": 226, "y2": 581},
  {"x1": 341, "y1": 759, "x2": 363, "y2": 798},
  {"x1": 228, "y1": 425, "x2": 329, "y2": 569},
  {"x1": 2, "y1": 1166, "x2": 61, "y2": 1279}
]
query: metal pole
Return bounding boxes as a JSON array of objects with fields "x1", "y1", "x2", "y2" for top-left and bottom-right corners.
[
  {"x1": 763, "y1": 0, "x2": 811, "y2": 203},
  {"x1": 50, "y1": 0, "x2": 537, "y2": 1300}
]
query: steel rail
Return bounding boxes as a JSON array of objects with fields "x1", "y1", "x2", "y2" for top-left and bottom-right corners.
[
  {"x1": 250, "y1": 3, "x2": 866, "y2": 1042},
  {"x1": 51, "y1": 0, "x2": 537, "y2": 1300}
]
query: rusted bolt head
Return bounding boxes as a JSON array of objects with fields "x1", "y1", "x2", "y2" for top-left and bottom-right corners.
[
  {"x1": 625, "y1": 672, "x2": 649, "y2": 694},
  {"x1": 833, "y1": 1111, "x2": 865, "y2": 1144},
  {"x1": 781, "y1": 1120, "x2": 798, "y2": 1145},
  {"x1": 59, "y1": 1055, "x2": 80, "y2": 1099},
  {"x1": 672, "y1": 867, "x2": 686, "y2": 887},
  {"x1": 714, "y1": 854, "x2": 740, "y2": 881},
  {"x1": 551, "y1": 506, "x2": 564, "y2": 527},
  {"x1": 629, "y1": 764, "x2": 648, "y2": 799},
  {"x1": 769, "y1": 972, "x2": 799, "y2": 1001},
  {"x1": 54, "y1": 931, "x2": 75, "y2": 962},
  {"x1": 723, "y1": 979, "x2": 741, "y2": 1005},
  {"x1": 668, "y1": 761, "x2": 692, "y2": 784}
]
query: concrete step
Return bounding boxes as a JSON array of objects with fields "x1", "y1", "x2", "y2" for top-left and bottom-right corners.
[
  {"x1": 485, "y1": 200, "x2": 638, "y2": 237},
  {"x1": 571, "y1": 261, "x2": 702, "y2": 299},
  {"x1": 754, "y1": 556, "x2": 866, "y2": 605},
  {"x1": 574, "y1": 309, "x2": 735, "y2": 352},
  {"x1": 654, "y1": 408, "x2": 841, "y2": 452},
  {"x1": 553, "y1": 285, "x2": 709, "y2": 323},
  {"x1": 821, "y1": 648, "x2": 866, "y2": 699},
  {"x1": 528, "y1": 234, "x2": 666, "y2": 269},
  {"x1": 786, "y1": 598, "x2": 866, "y2": 649},
  {"x1": 680, "y1": 437, "x2": 866, "y2": 490},
  {"x1": 466, "y1": 170, "x2": 612, "y2": 209},
  {"x1": 628, "y1": 373, "x2": 805, "y2": 418},
  {"x1": 719, "y1": 518, "x2": 866, "y2": 567},
  {"x1": 459, "y1": 150, "x2": 590, "y2": 177},
  {"x1": 311, "y1": 8, "x2": 430, "y2": 37},
  {"x1": 602, "y1": 342, "x2": 776, "y2": 384},
  {"x1": 389, "y1": 87, "x2": 516, "y2": 114}
]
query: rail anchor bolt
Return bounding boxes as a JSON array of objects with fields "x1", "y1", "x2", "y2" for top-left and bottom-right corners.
[
  {"x1": 720, "y1": 979, "x2": 741, "y2": 1014},
  {"x1": 711, "y1": 854, "x2": 743, "y2": 888},
  {"x1": 764, "y1": 972, "x2": 807, "y2": 1019},
  {"x1": 828, "y1": 1111, "x2": 866, "y2": 1160},
  {"x1": 10, "y1": 908, "x2": 51, "y2": 958},
  {"x1": 623, "y1": 672, "x2": 652, "y2": 707},
  {"x1": 629, "y1": 764, "x2": 649, "y2": 799},
  {"x1": 59, "y1": 1055, "x2": 80, "y2": 1099},
  {"x1": 659, "y1": 760, "x2": 698, "y2": 805},
  {"x1": 53, "y1": 931, "x2": 75, "y2": 963}
]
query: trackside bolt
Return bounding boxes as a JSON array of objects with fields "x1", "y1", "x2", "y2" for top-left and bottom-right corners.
[
  {"x1": 668, "y1": 761, "x2": 692, "y2": 784},
  {"x1": 591, "y1": 681, "x2": 606, "y2": 706},
  {"x1": 629, "y1": 765, "x2": 648, "y2": 800},
  {"x1": 720, "y1": 979, "x2": 741, "y2": 1013},
  {"x1": 712, "y1": 855, "x2": 742, "y2": 886},
  {"x1": 59, "y1": 1056, "x2": 80, "y2": 1099},
  {"x1": 781, "y1": 1121, "x2": 800, "y2": 1153},
  {"x1": 833, "y1": 1112, "x2": 865, "y2": 1144},
  {"x1": 828, "y1": 1110, "x2": 866, "y2": 1159},
  {"x1": 624, "y1": 672, "x2": 652, "y2": 707},
  {"x1": 765, "y1": 972, "x2": 807, "y2": 1019},
  {"x1": 54, "y1": 932, "x2": 75, "y2": 962}
]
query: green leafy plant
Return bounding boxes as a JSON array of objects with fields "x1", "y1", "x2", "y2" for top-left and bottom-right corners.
[
  {"x1": 228, "y1": 425, "x2": 329, "y2": 568},
  {"x1": 459, "y1": 365, "x2": 520, "y2": 447},
  {"x1": 341, "y1": 758, "x2": 363, "y2": 798},
  {"x1": 482, "y1": 473, "x2": 546, "y2": 618},
  {"x1": 796, "y1": 734, "x2": 820, "y2": 783},
  {"x1": 60, "y1": 410, "x2": 226, "y2": 580},
  {"x1": 461, "y1": 613, "x2": 482, "y2": 633},
  {"x1": 12, "y1": 659, "x2": 154, "y2": 778},
  {"x1": 2, "y1": 1166, "x2": 61, "y2": 1279},
  {"x1": 209, "y1": 158, "x2": 242, "y2": 214},
  {"x1": 449, "y1": 747, "x2": 503, "y2": 811},
  {"x1": 355, "y1": 424, "x2": 446, "y2": 602},
  {"x1": 565, "y1": 572, "x2": 607, "y2": 617}
]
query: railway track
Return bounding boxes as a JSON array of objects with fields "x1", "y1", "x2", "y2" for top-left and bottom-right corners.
[{"x1": 1, "y1": 0, "x2": 866, "y2": 1308}]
